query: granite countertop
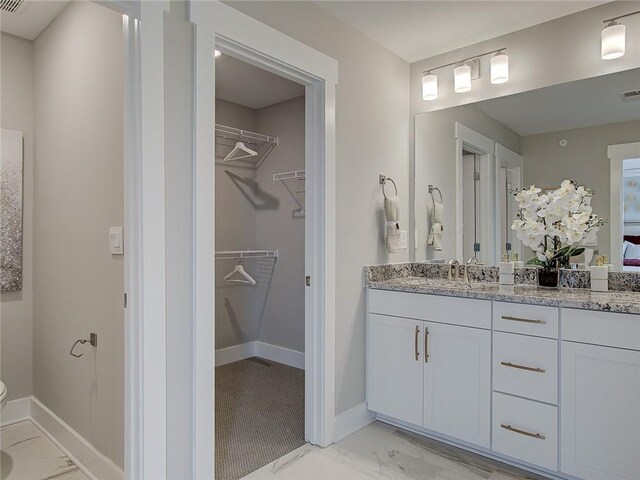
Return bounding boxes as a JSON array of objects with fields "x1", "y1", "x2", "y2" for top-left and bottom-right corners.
[{"x1": 366, "y1": 276, "x2": 640, "y2": 315}]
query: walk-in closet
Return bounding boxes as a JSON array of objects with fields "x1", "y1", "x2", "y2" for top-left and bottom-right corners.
[{"x1": 213, "y1": 53, "x2": 306, "y2": 480}]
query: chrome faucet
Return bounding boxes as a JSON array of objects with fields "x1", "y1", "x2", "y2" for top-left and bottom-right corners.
[{"x1": 448, "y1": 259, "x2": 460, "y2": 281}]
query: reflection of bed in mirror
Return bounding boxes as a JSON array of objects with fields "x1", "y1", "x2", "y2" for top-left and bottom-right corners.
[{"x1": 623, "y1": 235, "x2": 640, "y2": 271}]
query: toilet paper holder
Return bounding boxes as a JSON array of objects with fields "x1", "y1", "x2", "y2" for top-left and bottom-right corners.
[{"x1": 69, "y1": 333, "x2": 98, "y2": 358}]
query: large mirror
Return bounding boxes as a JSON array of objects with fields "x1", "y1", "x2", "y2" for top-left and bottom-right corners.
[{"x1": 414, "y1": 68, "x2": 640, "y2": 271}]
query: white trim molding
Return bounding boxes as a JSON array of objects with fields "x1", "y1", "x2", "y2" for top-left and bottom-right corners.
[
  {"x1": 332, "y1": 402, "x2": 376, "y2": 443},
  {"x1": 1, "y1": 397, "x2": 123, "y2": 480},
  {"x1": 190, "y1": 2, "x2": 338, "y2": 476},
  {"x1": 215, "y1": 342, "x2": 305, "y2": 370},
  {"x1": 609, "y1": 142, "x2": 640, "y2": 271}
]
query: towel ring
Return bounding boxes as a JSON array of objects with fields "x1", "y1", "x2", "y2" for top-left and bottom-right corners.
[
  {"x1": 380, "y1": 174, "x2": 398, "y2": 199},
  {"x1": 429, "y1": 184, "x2": 443, "y2": 205}
]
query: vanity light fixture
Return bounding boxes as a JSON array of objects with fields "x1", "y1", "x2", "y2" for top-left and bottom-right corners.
[
  {"x1": 214, "y1": 49, "x2": 223, "y2": 58},
  {"x1": 421, "y1": 48, "x2": 507, "y2": 101},
  {"x1": 422, "y1": 72, "x2": 438, "y2": 100},
  {"x1": 601, "y1": 10, "x2": 640, "y2": 60},
  {"x1": 490, "y1": 51, "x2": 509, "y2": 84},
  {"x1": 454, "y1": 63, "x2": 472, "y2": 93}
]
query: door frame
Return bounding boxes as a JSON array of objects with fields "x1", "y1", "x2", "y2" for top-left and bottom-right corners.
[
  {"x1": 495, "y1": 144, "x2": 523, "y2": 263},
  {"x1": 455, "y1": 123, "x2": 495, "y2": 264},
  {"x1": 609, "y1": 142, "x2": 640, "y2": 271},
  {"x1": 190, "y1": 2, "x2": 339, "y2": 478}
]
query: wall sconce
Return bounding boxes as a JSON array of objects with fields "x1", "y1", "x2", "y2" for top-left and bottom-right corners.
[
  {"x1": 490, "y1": 51, "x2": 509, "y2": 84},
  {"x1": 454, "y1": 64, "x2": 472, "y2": 93},
  {"x1": 601, "y1": 10, "x2": 639, "y2": 60},
  {"x1": 422, "y1": 73, "x2": 438, "y2": 100},
  {"x1": 421, "y1": 48, "x2": 507, "y2": 101}
]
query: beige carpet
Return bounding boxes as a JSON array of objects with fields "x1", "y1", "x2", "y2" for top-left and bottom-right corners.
[{"x1": 215, "y1": 357, "x2": 305, "y2": 480}]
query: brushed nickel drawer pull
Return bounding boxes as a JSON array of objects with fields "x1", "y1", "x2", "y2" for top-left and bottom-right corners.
[
  {"x1": 501, "y1": 423, "x2": 546, "y2": 440},
  {"x1": 415, "y1": 325, "x2": 420, "y2": 361},
  {"x1": 424, "y1": 327, "x2": 430, "y2": 363},
  {"x1": 501, "y1": 361, "x2": 546, "y2": 373},
  {"x1": 501, "y1": 315, "x2": 547, "y2": 325}
]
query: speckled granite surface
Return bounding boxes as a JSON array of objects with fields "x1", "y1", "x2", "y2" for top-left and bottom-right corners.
[
  {"x1": 363, "y1": 262, "x2": 640, "y2": 314},
  {"x1": 366, "y1": 277, "x2": 640, "y2": 314}
]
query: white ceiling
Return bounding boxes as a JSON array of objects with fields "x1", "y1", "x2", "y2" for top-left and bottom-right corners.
[
  {"x1": 315, "y1": 1, "x2": 607, "y2": 63},
  {"x1": 0, "y1": 0, "x2": 70, "y2": 40},
  {"x1": 475, "y1": 68, "x2": 640, "y2": 136},
  {"x1": 216, "y1": 54, "x2": 305, "y2": 110}
]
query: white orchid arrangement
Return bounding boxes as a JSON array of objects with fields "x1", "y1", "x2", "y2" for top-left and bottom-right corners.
[{"x1": 511, "y1": 180, "x2": 605, "y2": 268}]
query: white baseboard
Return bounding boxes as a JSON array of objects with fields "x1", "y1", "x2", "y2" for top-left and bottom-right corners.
[
  {"x1": 255, "y1": 342, "x2": 305, "y2": 370},
  {"x1": 0, "y1": 397, "x2": 31, "y2": 427},
  {"x1": 215, "y1": 341, "x2": 304, "y2": 370},
  {"x1": 1, "y1": 396, "x2": 123, "y2": 480},
  {"x1": 332, "y1": 402, "x2": 376, "y2": 443},
  {"x1": 215, "y1": 342, "x2": 256, "y2": 366}
]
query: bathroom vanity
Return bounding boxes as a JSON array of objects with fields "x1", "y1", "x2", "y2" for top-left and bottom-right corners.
[{"x1": 364, "y1": 266, "x2": 640, "y2": 480}]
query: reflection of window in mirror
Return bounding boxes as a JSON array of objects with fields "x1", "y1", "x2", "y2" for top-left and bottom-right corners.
[{"x1": 622, "y1": 157, "x2": 640, "y2": 272}]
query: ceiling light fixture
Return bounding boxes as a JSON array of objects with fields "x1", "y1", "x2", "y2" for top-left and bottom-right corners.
[
  {"x1": 214, "y1": 49, "x2": 223, "y2": 58},
  {"x1": 421, "y1": 48, "x2": 507, "y2": 101},
  {"x1": 601, "y1": 10, "x2": 640, "y2": 60},
  {"x1": 454, "y1": 63, "x2": 472, "y2": 93},
  {"x1": 490, "y1": 51, "x2": 509, "y2": 84},
  {"x1": 422, "y1": 72, "x2": 438, "y2": 100}
]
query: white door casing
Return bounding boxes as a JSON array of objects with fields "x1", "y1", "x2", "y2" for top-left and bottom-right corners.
[{"x1": 189, "y1": 2, "x2": 338, "y2": 477}]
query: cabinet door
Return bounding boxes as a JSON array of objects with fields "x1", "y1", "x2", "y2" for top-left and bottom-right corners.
[
  {"x1": 561, "y1": 342, "x2": 640, "y2": 480},
  {"x1": 367, "y1": 313, "x2": 423, "y2": 425},
  {"x1": 423, "y1": 322, "x2": 491, "y2": 447}
]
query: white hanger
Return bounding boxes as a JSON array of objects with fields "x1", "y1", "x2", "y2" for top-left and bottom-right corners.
[
  {"x1": 223, "y1": 260, "x2": 257, "y2": 285},
  {"x1": 223, "y1": 141, "x2": 258, "y2": 162}
]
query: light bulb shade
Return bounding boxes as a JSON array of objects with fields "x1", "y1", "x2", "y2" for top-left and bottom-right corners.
[
  {"x1": 490, "y1": 52, "x2": 509, "y2": 84},
  {"x1": 214, "y1": 49, "x2": 223, "y2": 58},
  {"x1": 422, "y1": 73, "x2": 438, "y2": 100},
  {"x1": 454, "y1": 64, "x2": 471, "y2": 93},
  {"x1": 601, "y1": 21, "x2": 625, "y2": 60}
]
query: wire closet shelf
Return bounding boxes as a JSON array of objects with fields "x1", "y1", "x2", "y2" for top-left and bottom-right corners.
[
  {"x1": 273, "y1": 169, "x2": 306, "y2": 213},
  {"x1": 214, "y1": 249, "x2": 279, "y2": 260},
  {"x1": 215, "y1": 124, "x2": 278, "y2": 169}
]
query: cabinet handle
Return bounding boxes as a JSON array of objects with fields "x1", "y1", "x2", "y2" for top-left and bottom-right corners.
[
  {"x1": 500, "y1": 423, "x2": 546, "y2": 440},
  {"x1": 415, "y1": 325, "x2": 420, "y2": 361},
  {"x1": 500, "y1": 361, "x2": 546, "y2": 373},
  {"x1": 501, "y1": 315, "x2": 547, "y2": 325},
  {"x1": 424, "y1": 327, "x2": 430, "y2": 363}
]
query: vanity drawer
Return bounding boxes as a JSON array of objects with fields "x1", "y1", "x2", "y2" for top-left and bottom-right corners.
[
  {"x1": 368, "y1": 289, "x2": 491, "y2": 329},
  {"x1": 493, "y1": 302, "x2": 558, "y2": 339},
  {"x1": 493, "y1": 332, "x2": 558, "y2": 405},
  {"x1": 492, "y1": 392, "x2": 558, "y2": 471},
  {"x1": 562, "y1": 308, "x2": 640, "y2": 351}
]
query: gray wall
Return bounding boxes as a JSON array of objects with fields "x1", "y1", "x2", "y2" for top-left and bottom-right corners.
[
  {"x1": 256, "y1": 96, "x2": 305, "y2": 352},
  {"x1": 414, "y1": 104, "x2": 521, "y2": 261},
  {"x1": 215, "y1": 99, "x2": 260, "y2": 350},
  {"x1": 227, "y1": 0, "x2": 411, "y2": 415},
  {"x1": 214, "y1": 95, "x2": 305, "y2": 354},
  {"x1": 522, "y1": 119, "x2": 640, "y2": 260},
  {"x1": 0, "y1": 32, "x2": 34, "y2": 402},
  {"x1": 32, "y1": 1, "x2": 124, "y2": 467}
]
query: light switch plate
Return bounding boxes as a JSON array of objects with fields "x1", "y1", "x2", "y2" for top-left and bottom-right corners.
[{"x1": 109, "y1": 226, "x2": 124, "y2": 255}]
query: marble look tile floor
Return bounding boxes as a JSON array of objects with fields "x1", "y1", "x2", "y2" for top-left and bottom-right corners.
[
  {"x1": 242, "y1": 421, "x2": 549, "y2": 480},
  {"x1": 1, "y1": 420, "x2": 89, "y2": 480}
]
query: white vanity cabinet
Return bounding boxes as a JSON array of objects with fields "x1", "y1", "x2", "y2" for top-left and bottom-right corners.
[
  {"x1": 560, "y1": 309, "x2": 640, "y2": 480},
  {"x1": 366, "y1": 288, "x2": 640, "y2": 480},
  {"x1": 366, "y1": 290, "x2": 491, "y2": 447}
]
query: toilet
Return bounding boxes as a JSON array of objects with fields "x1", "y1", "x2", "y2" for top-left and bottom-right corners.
[{"x1": 0, "y1": 381, "x2": 7, "y2": 411}]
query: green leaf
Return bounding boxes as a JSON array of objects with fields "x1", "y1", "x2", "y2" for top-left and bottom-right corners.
[{"x1": 527, "y1": 257, "x2": 544, "y2": 266}]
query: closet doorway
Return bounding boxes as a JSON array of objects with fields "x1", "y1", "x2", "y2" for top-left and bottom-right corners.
[{"x1": 214, "y1": 53, "x2": 307, "y2": 480}]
